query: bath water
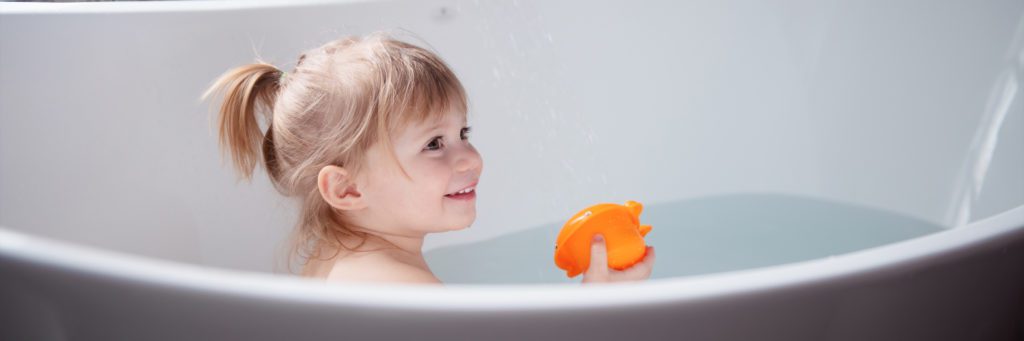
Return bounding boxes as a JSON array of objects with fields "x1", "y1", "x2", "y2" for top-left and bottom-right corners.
[{"x1": 424, "y1": 193, "x2": 945, "y2": 284}]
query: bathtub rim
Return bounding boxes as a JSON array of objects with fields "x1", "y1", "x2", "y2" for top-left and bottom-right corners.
[
  {"x1": 0, "y1": 0, "x2": 372, "y2": 15},
  {"x1": 1, "y1": 204, "x2": 1022, "y2": 312}
]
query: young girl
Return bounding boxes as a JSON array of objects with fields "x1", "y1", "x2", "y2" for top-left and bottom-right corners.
[{"x1": 203, "y1": 33, "x2": 655, "y2": 285}]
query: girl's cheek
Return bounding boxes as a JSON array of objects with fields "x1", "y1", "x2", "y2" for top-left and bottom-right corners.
[{"x1": 407, "y1": 159, "x2": 448, "y2": 191}]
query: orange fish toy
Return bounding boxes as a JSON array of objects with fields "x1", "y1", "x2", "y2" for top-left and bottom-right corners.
[{"x1": 554, "y1": 200, "x2": 653, "y2": 278}]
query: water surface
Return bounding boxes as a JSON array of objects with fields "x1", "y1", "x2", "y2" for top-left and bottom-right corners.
[{"x1": 425, "y1": 193, "x2": 945, "y2": 284}]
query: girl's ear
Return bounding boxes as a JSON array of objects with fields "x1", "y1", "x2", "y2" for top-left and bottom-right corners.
[{"x1": 317, "y1": 165, "x2": 366, "y2": 211}]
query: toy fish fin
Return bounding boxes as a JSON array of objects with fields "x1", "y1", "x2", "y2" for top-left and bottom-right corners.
[
  {"x1": 626, "y1": 200, "x2": 643, "y2": 218},
  {"x1": 639, "y1": 224, "x2": 652, "y2": 237}
]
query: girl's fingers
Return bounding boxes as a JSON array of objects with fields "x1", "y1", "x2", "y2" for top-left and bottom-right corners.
[
  {"x1": 639, "y1": 246, "x2": 655, "y2": 278},
  {"x1": 587, "y1": 242, "x2": 655, "y2": 282},
  {"x1": 618, "y1": 246, "x2": 656, "y2": 280},
  {"x1": 619, "y1": 261, "x2": 651, "y2": 279},
  {"x1": 585, "y1": 234, "x2": 609, "y2": 278},
  {"x1": 643, "y1": 246, "x2": 656, "y2": 265}
]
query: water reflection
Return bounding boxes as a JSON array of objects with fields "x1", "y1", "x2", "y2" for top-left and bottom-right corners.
[{"x1": 947, "y1": 15, "x2": 1024, "y2": 227}]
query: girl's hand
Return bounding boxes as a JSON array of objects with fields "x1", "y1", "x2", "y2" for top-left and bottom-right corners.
[{"x1": 581, "y1": 234, "x2": 656, "y2": 284}]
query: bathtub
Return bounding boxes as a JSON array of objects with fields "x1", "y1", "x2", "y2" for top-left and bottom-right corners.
[{"x1": 1, "y1": 0, "x2": 1023, "y2": 340}]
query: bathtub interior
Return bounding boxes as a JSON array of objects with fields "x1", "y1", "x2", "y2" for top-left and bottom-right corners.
[{"x1": 0, "y1": 0, "x2": 1022, "y2": 282}]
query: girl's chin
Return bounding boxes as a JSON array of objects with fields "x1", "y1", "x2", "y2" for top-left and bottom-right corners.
[{"x1": 447, "y1": 214, "x2": 476, "y2": 231}]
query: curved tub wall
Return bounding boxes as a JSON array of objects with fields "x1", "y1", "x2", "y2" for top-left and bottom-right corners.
[
  {"x1": 0, "y1": 1, "x2": 1023, "y2": 339},
  {"x1": 1, "y1": 207, "x2": 1022, "y2": 340}
]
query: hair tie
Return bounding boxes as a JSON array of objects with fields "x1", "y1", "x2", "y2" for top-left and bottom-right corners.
[{"x1": 279, "y1": 71, "x2": 287, "y2": 82}]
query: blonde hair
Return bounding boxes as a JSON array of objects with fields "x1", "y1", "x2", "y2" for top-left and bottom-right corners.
[{"x1": 201, "y1": 33, "x2": 467, "y2": 274}]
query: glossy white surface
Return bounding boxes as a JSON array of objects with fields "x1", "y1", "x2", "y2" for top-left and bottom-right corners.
[{"x1": 0, "y1": 205, "x2": 1020, "y2": 309}]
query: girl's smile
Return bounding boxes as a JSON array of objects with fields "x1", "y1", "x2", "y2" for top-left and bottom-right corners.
[{"x1": 444, "y1": 180, "x2": 478, "y2": 201}]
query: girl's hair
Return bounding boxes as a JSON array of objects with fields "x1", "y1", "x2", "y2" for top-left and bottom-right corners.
[{"x1": 201, "y1": 33, "x2": 467, "y2": 274}]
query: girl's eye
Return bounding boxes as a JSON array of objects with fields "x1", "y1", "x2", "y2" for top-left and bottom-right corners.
[
  {"x1": 425, "y1": 127, "x2": 470, "y2": 152},
  {"x1": 425, "y1": 136, "x2": 443, "y2": 151}
]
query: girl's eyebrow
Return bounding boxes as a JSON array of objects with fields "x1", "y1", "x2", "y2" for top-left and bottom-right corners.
[
  {"x1": 416, "y1": 120, "x2": 468, "y2": 139},
  {"x1": 417, "y1": 123, "x2": 444, "y2": 139}
]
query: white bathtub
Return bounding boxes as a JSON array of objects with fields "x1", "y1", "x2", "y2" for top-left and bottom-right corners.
[{"x1": 1, "y1": 0, "x2": 1022, "y2": 339}]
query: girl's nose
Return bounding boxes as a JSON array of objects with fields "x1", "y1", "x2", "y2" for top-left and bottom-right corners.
[{"x1": 453, "y1": 144, "x2": 483, "y2": 173}]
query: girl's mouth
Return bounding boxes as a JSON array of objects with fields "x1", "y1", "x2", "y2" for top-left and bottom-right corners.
[{"x1": 444, "y1": 182, "x2": 477, "y2": 201}]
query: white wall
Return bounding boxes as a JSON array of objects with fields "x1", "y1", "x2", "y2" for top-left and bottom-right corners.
[{"x1": 1, "y1": 0, "x2": 1022, "y2": 273}]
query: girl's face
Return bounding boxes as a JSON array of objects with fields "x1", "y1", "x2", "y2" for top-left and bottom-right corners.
[{"x1": 356, "y1": 111, "x2": 483, "y2": 235}]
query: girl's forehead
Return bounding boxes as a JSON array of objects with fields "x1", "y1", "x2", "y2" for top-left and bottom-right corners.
[
  {"x1": 423, "y1": 111, "x2": 467, "y2": 128},
  {"x1": 394, "y1": 111, "x2": 466, "y2": 141}
]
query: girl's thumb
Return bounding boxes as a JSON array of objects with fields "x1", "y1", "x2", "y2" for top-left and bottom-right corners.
[{"x1": 589, "y1": 234, "x2": 608, "y2": 271}]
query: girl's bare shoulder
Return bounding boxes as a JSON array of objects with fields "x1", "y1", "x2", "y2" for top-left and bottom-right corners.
[{"x1": 325, "y1": 251, "x2": 442, "y2": 285}]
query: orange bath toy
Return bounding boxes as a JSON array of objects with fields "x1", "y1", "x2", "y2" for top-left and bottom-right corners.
[{"x1": 554, "y1": 200, "x2": 653, "y2": 278}]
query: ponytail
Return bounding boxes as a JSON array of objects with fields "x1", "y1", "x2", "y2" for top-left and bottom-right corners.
[{"x1": 201, "y1": 62, "x2": 283, "y2": 181}]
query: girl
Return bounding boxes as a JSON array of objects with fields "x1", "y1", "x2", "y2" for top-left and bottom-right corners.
[{"x1": 202, "y1": 33, "x2": 655, "y2": 285}]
